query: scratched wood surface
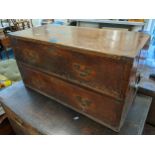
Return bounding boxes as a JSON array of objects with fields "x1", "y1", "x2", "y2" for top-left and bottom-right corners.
[
  {"x1": 9, "y1": 25, "x2": 149, "y2": 58},
  {"x1": 0, "y1": 81, "x2": 152, "y2": 135},
  {"x1": 9, "y1": 25, "x2": 150, "y2": 131}
]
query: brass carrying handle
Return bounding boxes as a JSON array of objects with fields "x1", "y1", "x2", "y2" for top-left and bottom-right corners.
[
  {"x1": 73, "y1": 63, "x2": 93, "y2": 78},
  {"x1": 76, "y1": 95, "x2": 92, "y2": 108},
  {"x1": 134, "y1": 72, "x2": 141, "y2": 89},
  {"x1": 14, "y1": 117, "x2": 24, "y2": 127},
  {"x1": 136, "y1": 73, "x2": 141, "y2": 84}
]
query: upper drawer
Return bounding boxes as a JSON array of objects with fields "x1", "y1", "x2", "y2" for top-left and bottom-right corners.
[{"x1": 12, "y1": 39, "x2": 132, "y2": 100}]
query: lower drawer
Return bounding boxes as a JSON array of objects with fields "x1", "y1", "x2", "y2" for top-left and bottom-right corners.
[
  {"x1": 3, "y1": 105, "x2": 41, "y2": 135},
  {"x1": 18, "y1": 62, "x2": 125, "y2": 131}
]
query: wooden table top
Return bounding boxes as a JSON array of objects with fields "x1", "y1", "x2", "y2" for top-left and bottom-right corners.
[
  {"x1": 139, "y1": 78, "x2": 155, "y2": 97},
  {"x1": 0, "y1": 81, "x2": 152, "y2": 135},
  {"x1": 71, "y1": 19, "x2": 145, "y2": 26},
  {"x1": 9, "y1": 25, "x2": 149, "y2": 59}
]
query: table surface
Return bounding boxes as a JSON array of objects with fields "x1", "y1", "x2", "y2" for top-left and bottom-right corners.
[
  {"x1": 0, "y1": 81, "x2": 152, "y2": 135},
  {"x1": 138, "y1": 64, "x2": 155, "y2": 97},
  {"x1": 71, "y1": 19, "x2": 145, "y2": 26},
  {"x1": 139, "y1": 78, "x2": 155, "y2": 97},
  {"x1": 9, "y1": 25, "x2": 149, "y2": 58}
]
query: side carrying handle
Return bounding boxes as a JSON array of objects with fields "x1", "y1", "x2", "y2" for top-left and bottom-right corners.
[
  {"x1": 14, "y1": 117, "x2": 24, "y2": 127},
  {"x1": 134, "y1": 72, "x2": 141, "y2": 89}
]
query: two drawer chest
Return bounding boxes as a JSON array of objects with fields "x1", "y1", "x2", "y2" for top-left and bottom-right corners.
[{"x1": 9, "y1": 25, "x2": 150, "y2": 131}]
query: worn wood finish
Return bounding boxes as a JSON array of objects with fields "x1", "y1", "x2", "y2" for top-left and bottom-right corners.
[
  {"x1": 0, "y1": 81, "x2": 152, "y2": 135},
  {"x1": 9, "y1": 25, "x2": 149, "y2": 131},
  {"x1": 18, "y1": 63, "x2": 123, "y2": 130},
  {"x1": 0, "y1": 115, "x2": 14, "y2": 135},
  {"x1": 9, "y1": 25, "x2": 149, "y2": 58},
  {"x1": 12, "y1": 39, "x2": 133, "y2": 100},
  {"x1": 5, "y1": 108, "x2": 41, "y2": 135}
]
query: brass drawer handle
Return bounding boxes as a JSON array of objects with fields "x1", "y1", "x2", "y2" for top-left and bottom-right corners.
[
  {"x1": 23, "y1": 49, "x2": 39, "y2": 63},
  {"x1": 14, "y1": 117, "x2": 24, "y2": 127},
  {"x1": 73, "y1": 63, "x2": 94, "y2": 78},
  {"x1": 76, "y1": 95, "x2": 92, "y2": 110},
  {"x1": 31, "y1": 78, "x2": 45, "y2": 89}
]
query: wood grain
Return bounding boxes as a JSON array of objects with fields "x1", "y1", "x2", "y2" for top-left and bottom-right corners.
[
  {"x1": 9, "y1": 25, "x2": 149, "y2": 131},
  {"x1": 9, "y1": 25, "x2": 149, "y2": 58}
]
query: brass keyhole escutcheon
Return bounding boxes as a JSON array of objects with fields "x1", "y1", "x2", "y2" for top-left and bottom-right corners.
[
  {"x1": 73, "y1": 63, "x2": 94, "y2": 78},
  {"x1": 76, "y1": 95, "x2": 92, "y2": 110},
  {"x1": 23, "y1": 49, "x2": 39, "y2": 64},
  {"x1": 31, "y1": 78, "x2": 45, "y2": 89}
]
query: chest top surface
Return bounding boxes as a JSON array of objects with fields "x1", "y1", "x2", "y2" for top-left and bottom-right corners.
[{"x1": 9, "y1": 25, "x2": 149, "y2": 58}]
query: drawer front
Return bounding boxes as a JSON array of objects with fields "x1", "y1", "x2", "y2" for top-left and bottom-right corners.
[
  {"x1": 18, "y1": 63, "x2": 124, "y2": 130},
  {"x1": 3, "y1": 106, "x2": 41, "y2": 135},
  {"x1": 12, "y1": 39, "x2": 131, "y2": 100}
]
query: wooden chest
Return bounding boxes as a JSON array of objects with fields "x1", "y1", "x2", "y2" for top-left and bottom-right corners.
[{"x1": 9, "y1": 25, "x2": 149, "y2": 131}]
